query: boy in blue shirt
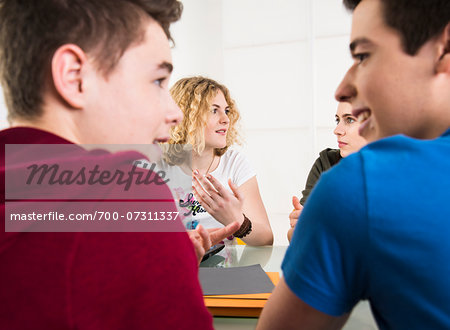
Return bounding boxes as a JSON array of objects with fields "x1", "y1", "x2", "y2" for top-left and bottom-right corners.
[{"x1": 258, "y1": 0, "x2": 450, "y2": 329}]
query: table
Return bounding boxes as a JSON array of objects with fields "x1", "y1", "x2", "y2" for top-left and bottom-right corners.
[{"x1": 200, "y1": 245, "x2": 377, "y2": 330}]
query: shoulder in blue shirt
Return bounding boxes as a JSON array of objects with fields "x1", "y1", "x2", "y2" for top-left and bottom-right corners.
[{"x1": 283, "y1": 129, "x2": 450, "y2": 329}]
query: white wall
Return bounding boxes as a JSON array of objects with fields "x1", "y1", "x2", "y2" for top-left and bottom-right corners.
[
  {"x1": 170, "y1": 0, "x2": 224, "y2": 82},
  {"x1": 0, "y1": 0, "x2": 353, "y2": 245}
]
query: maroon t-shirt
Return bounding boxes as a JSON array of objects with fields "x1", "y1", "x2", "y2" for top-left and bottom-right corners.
[{"x1": 0, "y1": 127, "x2": 213, "y2": 330}]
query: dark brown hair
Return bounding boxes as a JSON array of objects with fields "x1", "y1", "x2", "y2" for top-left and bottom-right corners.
[
  {"x1": 0, "y1": 0, "x2": 182, "y2": 121},
  {"x1": 343, "y1": 0, "x2": 450, "y2": 55}
]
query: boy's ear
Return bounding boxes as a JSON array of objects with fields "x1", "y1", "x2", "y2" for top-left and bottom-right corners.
[
  {"x1": 51, "y1": 44, "x2": 88, "y2": 109},
  {"x1": 435, "y1": 23, "x2": 450, "y2": 74}
]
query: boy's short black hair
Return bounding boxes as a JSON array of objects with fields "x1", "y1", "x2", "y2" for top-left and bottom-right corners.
[{"x1": 343, "y1": 0, "x2": 450, "y2": 55}]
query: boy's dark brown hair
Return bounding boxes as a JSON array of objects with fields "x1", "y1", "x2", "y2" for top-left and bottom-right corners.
[
  {"x1": 343, "y1": 0, "x2": 450, "y2": 55},
  {"x1": 0, "y1": 0, "x2": 182, "y2": 121}
]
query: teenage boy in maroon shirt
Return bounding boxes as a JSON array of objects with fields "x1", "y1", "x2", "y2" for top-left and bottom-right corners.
[{"x1": 0, "y1": 1, "x2": 238, "y2": 329}]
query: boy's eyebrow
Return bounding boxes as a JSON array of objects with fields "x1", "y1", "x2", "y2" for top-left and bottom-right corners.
[
  {"x1": 349, "y1": 37, "x2": 373, "y2": 53},
  {"x1": 158, "y1": 61, "x2": 173, "y2": 73}
]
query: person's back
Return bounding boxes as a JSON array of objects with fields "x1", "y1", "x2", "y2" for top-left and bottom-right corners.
[
  {"x1": 285, "y1": 131, "x2": 450, "y2": 329},
  {"x1": 0, "y1": 231, "x2": 208, "y2": 329},
  {"x1": 0, "y1": 127, "x2": 213, "y2": 329},
  {"x1": 360, "y1": 133, "x2": 450, "y2": 328}
]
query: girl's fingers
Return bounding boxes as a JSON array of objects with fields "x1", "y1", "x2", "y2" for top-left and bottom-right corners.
[
  {"x1": 192, "y1": 180, "x2": 212, "y2": 209},
  {"x1": 228, "y1": 179, "x2": 243, "y2": 201}
]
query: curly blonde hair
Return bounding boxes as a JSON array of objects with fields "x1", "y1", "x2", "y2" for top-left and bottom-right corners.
[{"x1": 167, "y1": 76, "x2": 241, "y2": 163}]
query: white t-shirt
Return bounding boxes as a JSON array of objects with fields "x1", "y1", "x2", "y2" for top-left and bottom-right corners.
[{"x1": 154, "y1": 149, "x2": 256, "y2": 230}]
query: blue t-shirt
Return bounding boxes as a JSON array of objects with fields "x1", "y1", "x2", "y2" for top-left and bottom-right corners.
[{"x1": 283, "y1": 128, "x2": 450, "y2": 329}]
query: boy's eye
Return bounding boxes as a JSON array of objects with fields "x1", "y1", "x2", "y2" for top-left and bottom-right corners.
[
  {"x1": 346, "y1": 117, "x2": 356, "y2": 124},
  {"x1": 154, "y1": 78, "x2": 165, "y2": 87},
  {"x1": 354, "y1": 53, "x2": 369, "y2": 64}
]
